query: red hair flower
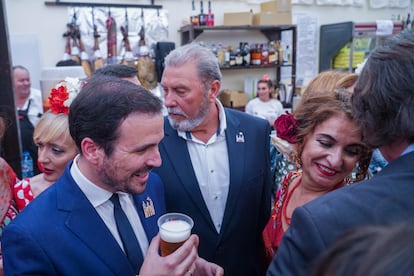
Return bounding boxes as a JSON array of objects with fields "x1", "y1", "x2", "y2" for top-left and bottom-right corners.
[
  {"x1": 261, "y1": 74, "x2": 271, "y2": 81},
  {"x1": 274, "y1": 111, "x2": 298, "y2": 144},
  {"x1": 48, "y1": 77, "x2": 82, "y2": 115},
  {"x1": 49, "y1": 85, "x2": 69, "y2": 114}
]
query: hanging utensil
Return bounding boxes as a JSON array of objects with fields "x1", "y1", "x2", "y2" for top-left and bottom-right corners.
[
  {"x1": 106, "y1": 7, "x2": 117, "y2": 64},
  {"x1": 120, "y1": 7, "x2": 134, "y2": 65},
  {"x1": 91, "y1": 6, "x2": 105, "y2": 71},
  {"x1": 136, "y1": 9, "x2": 158, "y2": 90}
]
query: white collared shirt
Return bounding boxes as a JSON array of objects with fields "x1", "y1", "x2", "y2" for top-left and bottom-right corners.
[
  {"x1": 17, "y1": 88, "x2": 44, "y2": 126},
  {"x1": 70, "y1": 155, "x2": 149, "y2": 256},
  {"x1": 177, "y1": 99, "x2": 230, "y2": 233}
]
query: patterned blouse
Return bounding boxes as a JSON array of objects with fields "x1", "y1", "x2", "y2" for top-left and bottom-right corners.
[{"x1": 0, "y1": 158, "x2": 19, "y2": 236}]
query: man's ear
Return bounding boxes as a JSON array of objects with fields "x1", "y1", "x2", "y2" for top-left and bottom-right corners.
[
  {"x1": 80, "y1": 137, "x2": 104, "y2": 166},
  {"x1": 209, "y1": 80, "x2": 221, "y2": 102}
]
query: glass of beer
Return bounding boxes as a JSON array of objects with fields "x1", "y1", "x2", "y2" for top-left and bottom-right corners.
[{"x1": 157, "y1": 213, "x2": 194, "y2": 256}]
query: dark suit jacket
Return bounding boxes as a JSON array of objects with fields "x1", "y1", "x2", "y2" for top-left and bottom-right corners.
[
  {"x1": 154, "y1": 108, "x2": 272, "y2": 276},
  {"x1": 2, "y1": 163, "x2": 165, "y2": 275},
  {"x1": 268, "y1": 151, "x2": 414, "y2": 276}
]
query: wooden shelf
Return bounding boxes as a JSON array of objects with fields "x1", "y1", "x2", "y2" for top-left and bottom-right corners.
[
  {"x1": 179, "y1": 24, "x2": 296, "y2": 45},
  {"x1": 220, "y1": 63, "x2": 292, "y2": 70},
  {"x1": 178, "y1": 24, "x2": 297, "y2": 109}
]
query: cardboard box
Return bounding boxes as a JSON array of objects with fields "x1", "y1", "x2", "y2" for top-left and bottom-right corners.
[
  {"x1": 223, "y1": 12, "x2": 253, "y2": 26},
  {"x1": 261, "y1": 0, "x2": 291, "y2": 13},
  {"x1": 253, "y1": 12, "x2": 292, "y2": 25},
  {"x1": 219, "y1": 90, "x2": 249, "y2": 107}
]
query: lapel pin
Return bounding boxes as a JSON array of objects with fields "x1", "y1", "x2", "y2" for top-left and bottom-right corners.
[
  {"x1": 142, "y1": 196, "x2": 155, "y2": 218},
  {"x1": 236, "y1": 131, "x2": 245, "y2": 143}
]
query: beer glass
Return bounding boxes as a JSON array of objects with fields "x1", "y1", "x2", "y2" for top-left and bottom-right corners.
[{"x1": 157, "y1": 213, "x2": 194, "y2": 256}]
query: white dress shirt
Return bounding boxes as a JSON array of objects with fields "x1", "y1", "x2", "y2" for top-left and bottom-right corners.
[
  {"x1": 177, "y1": 99, "x2": 230, "y2": 233},
  {"x1": 70, "y1": 155, "x2": 149, "y2": 256},
  {"x1": 17, "y1": 88, "x2": 44, "y2": 126}
]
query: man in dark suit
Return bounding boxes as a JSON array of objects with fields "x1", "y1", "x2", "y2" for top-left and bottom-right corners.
[
  {"x1": 155, "y1": 43, "x2": 272, "y2": 275},
  {"x1": 268, "y1": 29, "x2": 414, "y2": 276},
  {"x1": 2, "y1": 76, "x2": 223, "y2": 275}
]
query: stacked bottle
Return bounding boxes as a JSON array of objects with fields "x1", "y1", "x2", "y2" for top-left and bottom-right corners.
[{"x1": 206, "y1": 40, "x2": 290, "y2": 68}]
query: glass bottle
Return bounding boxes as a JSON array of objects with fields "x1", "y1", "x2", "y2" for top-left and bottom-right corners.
[
  {"x1": 198, "y1": 1, "x2": 206, "y2": 26},
  {"x1": 21, "y1": 151, "x2": 34, "y2": 178},
  {"x1": 206, "y1": 1, "x2": 215, "y2": 26}
]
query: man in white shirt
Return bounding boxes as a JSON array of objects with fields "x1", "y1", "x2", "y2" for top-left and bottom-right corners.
[
  {"x1": 13, "y1": 65, "x2": 43, "y2": 175},
  {"x1": 157, "y1": 43, "x2": 272, "y2": 275}
]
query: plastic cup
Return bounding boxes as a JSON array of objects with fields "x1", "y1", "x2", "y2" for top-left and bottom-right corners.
[{"x1": 157, "y1": 213, "x2": 194, "y2": 256}]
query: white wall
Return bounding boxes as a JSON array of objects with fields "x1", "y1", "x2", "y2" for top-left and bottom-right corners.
[{"x1": 5, "y1": 0, "x2": 410, "y2": 90}]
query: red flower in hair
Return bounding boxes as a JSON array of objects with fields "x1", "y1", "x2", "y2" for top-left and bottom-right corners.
[
  {"x1": 261, "y1": 74, "x2": 271, "y2": 81},
  {"x1": 274, "y1": 111, "x2": 298, "y2": 144},
  {"x1": 47, "y1": 77, "x2": 82, "y2": 115},
  {"x1": 49, "y1": 85, "x2": 69, "y2": 114}
]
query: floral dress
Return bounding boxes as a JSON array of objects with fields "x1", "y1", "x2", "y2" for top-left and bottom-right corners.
[
  {"x1": 12, "y1": 178, "x2": 34, "y2": 212},
  {"x1": 263, "y1": 171, "x2": 301, "y2": 259},
  {"x1": 0, "y1": 158, "x2": 19, "y2": 236}
]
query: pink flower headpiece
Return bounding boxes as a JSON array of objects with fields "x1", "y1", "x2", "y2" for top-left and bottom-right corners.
[
  {"x1": 48, "y1": 77, "x2": 82, "y2": 115},
  {"x1": 261, "y1": 74, "x2": 271, "y2": 81},
  {"x1": 274, "y1": 111, "x2": 298, "y2": 144}
]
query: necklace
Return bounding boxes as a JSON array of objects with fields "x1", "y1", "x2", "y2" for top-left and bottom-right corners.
[{"x1": 282, "y1": 177, "x2": 302, "y2": 226}]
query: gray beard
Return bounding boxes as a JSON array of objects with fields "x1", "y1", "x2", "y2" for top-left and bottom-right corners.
[{"x1": 168, "y1": 95, "x2": 210, "y2": 132}]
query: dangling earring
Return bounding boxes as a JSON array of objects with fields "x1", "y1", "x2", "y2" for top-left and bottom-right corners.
[
  {"x1": 344, "y1": 175, "x2": 351, "y2": 185},
  {"x1": 294, "y1": 154, "x2": 302, "y2": 170}
]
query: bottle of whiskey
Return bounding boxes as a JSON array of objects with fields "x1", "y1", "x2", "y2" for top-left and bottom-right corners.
[
  {"x1": 268, "y1": 41, "x2": 278, "y2": 64},
  {"x1": 198, "y1": 1, "x2": 206, "y2": 26},
  {"x1": 406, "y1": 13, "x2": 412, "y2": 29},
  {"x1": 206, "y1": 1, "x2": 215, "y2": 26}
]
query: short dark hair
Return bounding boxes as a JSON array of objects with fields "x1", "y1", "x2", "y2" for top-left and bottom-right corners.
[
  {"x1": 56, "y1": 59, "x2": 81, "y2": 67},
  {"x1": 94, "y1": 64, "x2": 138, "y2": 78},
  {"x1": 352, "y1": 29, "x2": 414, "y2": 147},
  {"x1": 69, "y1": 76, "x2": 163, "y2": 155}
]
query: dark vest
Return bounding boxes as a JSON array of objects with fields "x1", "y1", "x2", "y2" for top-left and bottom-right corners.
[{"x1": 18, "y1": 99, "x2": 41, "y2": 175}]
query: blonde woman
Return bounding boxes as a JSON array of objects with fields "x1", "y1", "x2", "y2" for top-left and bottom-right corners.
[{"x1": 12, "y1": 79, "x2": 80, "y2": 211}]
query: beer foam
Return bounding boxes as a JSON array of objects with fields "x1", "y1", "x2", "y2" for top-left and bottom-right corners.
[{"x1": 159, "y1": 220, "x2": 191, "y2": 243}]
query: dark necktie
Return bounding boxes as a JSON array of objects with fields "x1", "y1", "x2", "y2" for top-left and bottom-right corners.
[{"x1": 110, "y1": 193, "x2": 143, "y2": 273}]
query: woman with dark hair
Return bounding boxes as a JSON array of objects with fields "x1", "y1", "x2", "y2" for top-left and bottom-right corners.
[
  {"x1": 263, "y1": 86, "x2": 372, "y2": 260},
  {"x1": 245, "y1": 74, "x2": 284, "y2": 126}
]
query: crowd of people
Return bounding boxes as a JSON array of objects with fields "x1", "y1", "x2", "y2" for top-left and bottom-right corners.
[{"x1": 0, "y1": 29, "x2": 413, "y2": 275}]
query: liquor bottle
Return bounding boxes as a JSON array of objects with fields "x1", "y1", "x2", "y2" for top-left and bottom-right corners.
[
  {"x1": 261, "y1": 43, "x2": 269, "y2": 65},
  {"x1": 21, "y1": 151, "x2": 34, "y2": 178},
  {"x1": 198, "y1": 1, "x2": 207, "y2": 26},
  {"x1": 406, "y1": 13, "x2": 412, "y2": 29},
  {"x1": 268, "y1": 41, "x2": 278, "y2": 64},
  {"x1": 224, "y1": 45, "x2": 231, "y2": 67},
  {"x1": 284, "y1": 45, "x2": 291, "y2": 65},
  {"x1": 276, "y1": 40, "x2": 284, "y2": 65},
  {"x1": 206, "y1": 1, "x2": 215, "y2": 26},
  {"x1": 235, "y1": 47, "x2": 243, "y2": 66},
  {"x1": 251, "y1": 43, "x2": 262, "y2": 66},
  {"x1": 229, "y1": 45, "x2": 236, "y2": 67},
  {"x1": 242, "y1": 42, "x2": 251, "y2": 66},
  {"x1": 217, "y1": 43, "x2": 225, "y2": 67}
]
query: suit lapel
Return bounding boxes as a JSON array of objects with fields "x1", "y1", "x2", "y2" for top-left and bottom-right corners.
[
  {"x1": 134, "y1": 193, "x2": 158, "y2": 241},
  {"x1": 57, "y1": 168, "x2": 133, "y2": 275},
  {"x1": 220, "y1": 110, "x2": 245, "y2": 235}
]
